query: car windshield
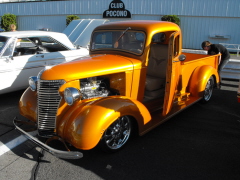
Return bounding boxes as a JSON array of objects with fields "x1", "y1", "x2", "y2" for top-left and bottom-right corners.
[
  {"x1": 0, "y1": 36, "x2": 10, "y2": 52},
  {"x1": 91, "y1": 30, "x2": 145, "y2": 54}
]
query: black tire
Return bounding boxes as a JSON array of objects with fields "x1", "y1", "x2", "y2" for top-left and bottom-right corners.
[
  {"x1": 201, "y1": 76, "x2": 214, "y2": 103},
  {"x1": 99, "y1": 116, "x2": 132, "y2": 153}
]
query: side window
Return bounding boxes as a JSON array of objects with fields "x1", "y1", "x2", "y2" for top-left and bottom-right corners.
[
  {"x1": 38, "y1": 37, "x2": 68, "y2": 52},
  {"x1": 18, "y1": 38, "x2": 35, "y2": 47},
  {"x1": 173, "y1": 35, "x2": 180, "y2": 57},
  {"x1": 152, "y1": 33, "x2": 166, "y2": 43},
  {"x1": 14, "y1": 38, "x2": 35, "y2": 56},
  {"x1": 13, "y1": 36, "x2": 69, "y2": 56}
]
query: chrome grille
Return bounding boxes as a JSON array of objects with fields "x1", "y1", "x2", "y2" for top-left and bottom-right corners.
[{"x1": 37, "y1": 79, "x2": 65, "y2": 137}]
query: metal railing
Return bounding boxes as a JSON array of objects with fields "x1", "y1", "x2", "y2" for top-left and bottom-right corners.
[
  {"x1": 220, "y1": 43, "x2": 240, "y2": 57},
  {"x1": 220, "y1": 59, "x2": 240, "y2": 80},
  {"x1": 183, "y1": 49, "x2": 240, "y2": 80}
]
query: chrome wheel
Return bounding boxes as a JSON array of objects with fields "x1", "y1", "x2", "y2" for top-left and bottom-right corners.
[
  {"x1": 202, "y1": 76, "x2": 214, "y2": 103},
  {"x1": 101, "y1": 116, "x2": 131, "y2": 152}
]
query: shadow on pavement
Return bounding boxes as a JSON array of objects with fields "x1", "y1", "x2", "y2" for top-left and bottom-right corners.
[{"x1": 34, "y1": 89, "x2": 240, "y2": 180}]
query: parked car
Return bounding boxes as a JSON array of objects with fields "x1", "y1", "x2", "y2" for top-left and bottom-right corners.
[
  {"x1": 0, "y1": 31, "x2": 89, "y2": 94},
  {"x1": 14, "y1": 20, "x2": 220, "y2": 159}
]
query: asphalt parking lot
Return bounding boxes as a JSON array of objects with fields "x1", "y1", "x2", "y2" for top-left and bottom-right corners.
[
  {"x1": 0, "y1": 78, "x2": 239, "y2": 180},
  {"x1": 35, "y1": 84, "x2": 240, "y2": 180}
]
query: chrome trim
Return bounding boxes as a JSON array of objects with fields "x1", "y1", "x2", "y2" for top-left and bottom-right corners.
[
  {"x1": 64, "y1": 87, "x2": 81, "y2": 105},
  {"x1": 13, "y1": 117, "x2": 83, "y2": 159},
  {"x1": 29, "y1": 76, "x2": 38, "y2": 91},
  {"x1": 0, "y1": 65, "x2": 46, "y2": 73},
  {"x1": 37, "y1": 79, "x2": 65, "y2": 137}
]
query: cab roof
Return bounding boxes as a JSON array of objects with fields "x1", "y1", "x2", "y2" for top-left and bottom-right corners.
[{"x1": 94, "y1": 20, "x2": 181, "y2": 34}]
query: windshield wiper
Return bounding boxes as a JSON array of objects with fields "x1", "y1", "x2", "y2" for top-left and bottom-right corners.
[{"x1": 114, "y1": 27, "x2": 131, "y2": 48}]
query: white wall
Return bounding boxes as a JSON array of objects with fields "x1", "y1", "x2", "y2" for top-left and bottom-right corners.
[
  {"x1": 17, "y1": 15, "x2": 66, "y2": 32},
  {"x1": 1, "y1": 0, "x2": 240, "y2": 50}
]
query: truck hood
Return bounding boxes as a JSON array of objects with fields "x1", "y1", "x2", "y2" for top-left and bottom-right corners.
[{"x1": 41, "y1": 54, "x2": 140, "y2": 81}]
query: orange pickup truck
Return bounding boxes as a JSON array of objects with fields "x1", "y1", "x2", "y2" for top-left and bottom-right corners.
[{"x1": 14, "y1": 20, "x2": 220, "y2": 159}]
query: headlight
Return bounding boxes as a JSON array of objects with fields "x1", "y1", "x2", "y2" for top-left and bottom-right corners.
[
  {"x1": 29, "y1": 76, "x2": 38, "y2": 91},
  {"x1": 64, "y1": 87, "x2": 81, "y2": 105}
]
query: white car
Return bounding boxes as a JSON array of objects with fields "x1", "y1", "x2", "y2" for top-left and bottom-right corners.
[{"x1": 0, "y1": 31, "x2": 89, "y2": 94}]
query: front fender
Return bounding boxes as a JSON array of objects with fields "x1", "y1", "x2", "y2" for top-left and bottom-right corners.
[
  {"x1": 188, "y1": 65, "x2": 219, "y2": 97},
  {"x1": 19, "y1": 87, "x2": 37, "y2": 122},
  {"x1": 61, "y1": 96, "x2": 151, "y2": 150}
]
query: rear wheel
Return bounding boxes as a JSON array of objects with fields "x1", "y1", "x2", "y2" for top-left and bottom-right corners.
[
  {"x1": 201, "y1": 76, "x2": 214, "y2": 103},
  {"x1": 100, "y1": 116, "x2": 131, "y2": 152}
]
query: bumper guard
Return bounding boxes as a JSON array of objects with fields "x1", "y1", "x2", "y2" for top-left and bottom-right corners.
[{"x1": 13, "y1": 117, "x2": 83, "y2": 159}]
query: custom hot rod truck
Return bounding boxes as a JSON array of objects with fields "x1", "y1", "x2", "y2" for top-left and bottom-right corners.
[{"x1": 14, "y1": 20, "x2": 220, "y2": 159}]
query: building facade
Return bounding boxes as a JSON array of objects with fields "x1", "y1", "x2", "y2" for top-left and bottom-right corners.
[{"x1": 0, "y1": 0, "x2": 240, "y2": 49}]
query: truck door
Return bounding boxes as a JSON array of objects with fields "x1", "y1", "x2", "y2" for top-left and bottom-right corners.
[{"x1": 162, "y1": 31, "x2": 181, "y2": 116}]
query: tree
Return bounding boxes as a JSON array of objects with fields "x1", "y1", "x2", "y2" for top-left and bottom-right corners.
[
  {"x1": 0, "y1": 13, "x2": 17, "y2": 31},
  {"x1": 161, "y1": 15, "x2": 180, "y2": 26},
  {"x1": 66, "y1": 15, "x2": 80, "y2": 26}
]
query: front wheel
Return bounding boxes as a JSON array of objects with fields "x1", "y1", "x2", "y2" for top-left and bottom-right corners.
[
  {"x1": 201, "y1": 76, "x2": 214, "y2": 103},
  {"x1": 99, "y1": 116, "x2": 132, "y2": 153}
]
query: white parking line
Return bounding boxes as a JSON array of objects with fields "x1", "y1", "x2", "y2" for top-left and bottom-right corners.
[{"x1": 0, "y1": 132, "x2": 37, "y2": 156}]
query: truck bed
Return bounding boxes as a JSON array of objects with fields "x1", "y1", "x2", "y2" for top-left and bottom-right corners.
[
  {"x1": 182, "y1": 52, "x2": 219, "y2": 64},
  {"x1": 181, "y1": 52, "x2": 219, "y2": 69},
  {"x1": 179, "y1": 52, "x2": 220, "y2": 95}
]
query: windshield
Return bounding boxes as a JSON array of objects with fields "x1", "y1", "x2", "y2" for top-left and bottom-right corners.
[
  {"x1": 91, "y1": 30, "x2": 145, "y2": 54},
  {"x1": 0, "y1": 36, "x2": 10, "y2": 52}
]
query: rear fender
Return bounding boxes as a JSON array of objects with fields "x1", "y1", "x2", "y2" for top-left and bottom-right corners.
[
  {"x1": 188, "y1": 65, "x2": 219, "y2": 97},
  {"x1": 61, "y1": 96, "x2": 151, "y2": 150}
]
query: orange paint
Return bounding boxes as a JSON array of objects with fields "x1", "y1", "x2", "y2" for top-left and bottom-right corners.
[{"x1": 19, "y1": 20, "x2": 220, "y2": 151}]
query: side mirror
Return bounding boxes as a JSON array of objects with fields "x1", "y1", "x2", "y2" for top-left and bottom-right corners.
[{"x1": 179, "y1": 54, "x2": 186, "y2": 61}]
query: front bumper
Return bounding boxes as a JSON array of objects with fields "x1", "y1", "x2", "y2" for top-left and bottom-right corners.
[{"x1": 13, "y1": 117, "x2": 83, "y2": 159}]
